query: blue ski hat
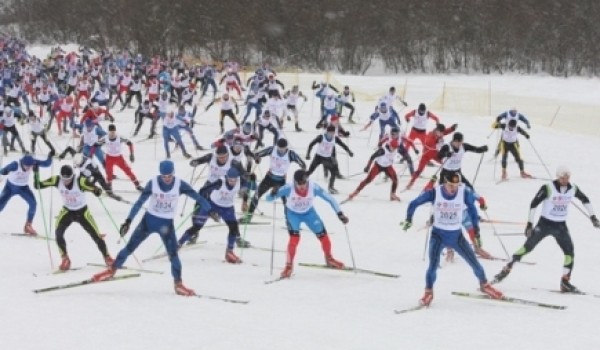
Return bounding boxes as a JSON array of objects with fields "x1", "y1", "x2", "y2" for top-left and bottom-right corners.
[
  {"x1": 226, "y1": 167, "x2": 240, "y2": 179},
  {"x1": 159, "y1": 160, "x2": 175, "y2": 175},
  {"x1": 84, "y1": 119, "x2": 94, "y2": 128},
  {"x1": 21, "y1": 155, "x2": 35, "y2": 167}
]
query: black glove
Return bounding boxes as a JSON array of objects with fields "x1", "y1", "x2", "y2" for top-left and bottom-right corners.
[
  {"x1": 270, "y1": 186, "x2": 280, "y2": 197},
  {"x1": 120, "y1": 219, "x2": 131, "y2": 237},
  {"x1": 363, "y1": 166, "x2": 369, "y2": 173},
  {"x1": 481, "y1": 145, "x2": 489, "y2": 152},
  {"x1": 190, "y1": 159, "x2": 200, "y2": 167},
  {"x1": 337, "y1": 212, "x2": 349, "y2": 224},
  {"x1": 129, "y1": 154, "x2": 135, "y2": 162},
  {"x1": 93, "y1": 187, "x2": 102, "y2": 197},
  {"x1": 254, "y1": 156, "x2": 261, "y2": 164},
  {"x1": 401, "y1": 220, "x2": 412, "y2": 231},
  {"x1": 48, "y1": 150, "x2": 56, "y2": 158},
  {"x1": 473, "y1": 226, "x2": 482, "y2": 248},
  {"x1": 306, "y1": 154, "x2": 310, "y2": 160},
  {"x1": 525, "y1": 134, "x2": 530, "y2": 139},
  {"x1": 591, "y1": 215, "x2": 600, "y2": 228},
  {"x1": 414, "y1": 148, "x2": 420, "y2": 155},
  {"x1": 348, "y1": 151, "x2": 354, "y2": 157},
  {"x1": 524, "y1": 222, "x2": 533, "y2": 238},
  {"x1": 343, "y1": 131, "x2": 350, "y2": 137},
  {"x1": 451, "y1": 123, "x2": 458, "y2": 130}
]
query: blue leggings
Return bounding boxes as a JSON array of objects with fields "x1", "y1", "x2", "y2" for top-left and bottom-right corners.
[
  {"x1": 114, "y1": 213, "x2": 183, "y2": 282},
  {"x1": 425, "y1": 228, "x2": 487, "y2": 289},
  {"x1": 162, "y1": 127, "x2": 187, "y2": 158},
  {"x1": 0, "y1": 183, "x2": 36, "y2": 222}
]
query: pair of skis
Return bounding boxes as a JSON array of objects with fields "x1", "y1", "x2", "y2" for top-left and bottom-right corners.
[
  {"x1": 394, "y1": 291, "x2": 568, "y2": 314},
  {"x1": 263, "y1": 263, "x2": 399, "y2": 284},
  {"x1": 32, "y1": 272, "x2": 249, "y2": 304}
]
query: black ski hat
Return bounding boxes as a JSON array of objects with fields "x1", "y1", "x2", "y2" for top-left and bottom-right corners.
[{"x1": 60, "y1": 165, "x2": 74, "y2": 179}]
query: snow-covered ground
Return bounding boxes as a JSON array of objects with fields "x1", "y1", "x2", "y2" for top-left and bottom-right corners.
[{"x1": 2, "y1": 62, "x2": 600, "y2": 350}]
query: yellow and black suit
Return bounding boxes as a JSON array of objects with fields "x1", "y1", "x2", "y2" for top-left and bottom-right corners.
[{"x1": 35, "y1": 175, "x2": 110, "y2": 259}]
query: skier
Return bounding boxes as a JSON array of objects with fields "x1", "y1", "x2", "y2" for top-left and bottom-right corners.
[
  {"x1": 494, "y1": 119, "x2": 532, "y2": 180},
  {"x1": 493, "y1": 166, "x2": 600, "y2": 292},
  {"x1": 205, "y1": 92, "x2": 240, "y2": 134},
  {"x1": 92, "y1": 160, "x2": 212, "y2": 296},
  {"x1": 401, "y1": 172, "x2": 503, "y2": 306},
  {"x1": 34, "y1": 165, "x2": 112, "y2": 271},
  {"x1": 26, "y1": 110, "x2": 55, "y2": 154},
  {"x1": 0, "y1": 152, "x2": 53, "y2": 235},
  {"x1": 436, "y1": 132, "x2": 488, "y2": 190},
  {"x1": 361, "y1": 101, "x2": 402, "y2": 140},
  {"x1": 405, "y1": 123, "x2": 457, "y2": 190},
  {"x1": 267, "y1": 169, "x2": 348, "y2": 278},
  {"x1": 403, "y1": 103, "x2": 440, "y2": 153},
  {"x1": 240, "y1": 138, "x2": 305, "y2": 224},
  {"x1": 491, "y1": 107, "x2": 532, "y2": 158},
  {"x1": 98, "y1": 124, "x2": 142, "y2": 192},
  {"x1": 347, "y1": 139, "x2": 402, "y2": 202},
  {"x1": 305, "y1": 125, "x2": 354, "y2": 194},
  {"x1": 178, "y1": 167, "x2": 249, "y2": 262},
  {"x1": 283, "y1": 85, "x2": 307, "y2": 131},
  {"x1": 337, "y1": 85, "x2": 356, "y2": 123}
]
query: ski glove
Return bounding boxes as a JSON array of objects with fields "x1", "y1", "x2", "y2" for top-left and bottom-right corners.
[
  {"x1": 190, "y1": 159, "x2": 201, "y2": 167},
  {"x1": 524, "y1": 222, "x2": 533, "y2": 237},
  {"x1": 473, "y1": 227, "x2": 482, "y2": 248},
  {"x1": 591, "y1": 215, "x2": 600, "y2": 228},
  {"x1": 525, "y1": 134, "x2": 530, "y2": 139},
  {"x1": 348, "y1": 151, "x2": 354, "y2": 157},
  {"x1": 478, "y1": 197, "x2": 487, "y2": 210},
  {"x1": 305, "y1": 154, "x2": 310, "y2": 160},
  {"x1": 93, "y1": 187, "x2": 102, "y2": 197},
  {"x1": 401, "y1": 220, "x2": 412, "y2": 231},
  {"x1": 129, "y1": 154, "x2": 135, "y2": 163},
  {"x1": 120, "y1": 219, "x2": 131, "y2": 237},
  {"x1": 363, "y1": 166, "x2": 369, "y2": 173},
  {"x1": 337, "y1": 212, "x2": 349, "y2": 224}
]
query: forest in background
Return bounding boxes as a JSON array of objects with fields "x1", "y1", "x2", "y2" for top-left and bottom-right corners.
[{"x1": 2, "y1": 0, "x2": 599, "y2": 76}]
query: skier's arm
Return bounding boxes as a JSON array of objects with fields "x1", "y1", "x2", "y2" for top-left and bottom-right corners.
[
  {"x1": 289, "y1": 150, "x2": 306, "y2": 170},
  {"x1": 405, "y1": 189, "x2": 436, "y2": 222},
  {"x1": 266, "y1": 184, "x2": 291, "y2": 201},
  {"x1": 528, "y1": 184, "x2": 550, "y2": 223},
  {"x1": 334, "y1": 136, "x2": 352, "y2": 154},
  {"x1": 35, "y1": 175, "x2": 59, "y2": 189},
  {"x1": 126, "y1": 181, "x2": 153, "y2": 221},
  {"x1": 314, "y1": 183, "x2": 342, "y2": 213}
]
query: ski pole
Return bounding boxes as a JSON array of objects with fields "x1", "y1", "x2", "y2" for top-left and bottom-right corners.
[
  {"x1": 34, "y1": 171, "x2": 54, "y2": 270},
  {"x1": 180, "y1": 166, "x2": 197, "y2": 217},
  {"x1": 471, "y1": 152, "x2": 484, "y2": 187},
  {"x1": 483, "y1": 210, "x2": 511, "y2": 259},
  {"x1": 97, "y1": 196, "x2": 144, "y2": 268},
  {"x1": 526, "y1": 138, "x2": 552, "y2": 179},
  {"x1": 270, "y1": 201, "x2": 276, "y2": 276},
  {"x1": 343, "y1": 224, "x2": 357, "y2": 273},
  {"x1": 422, "y1": 226, "x2": 431, "y2": 261}
]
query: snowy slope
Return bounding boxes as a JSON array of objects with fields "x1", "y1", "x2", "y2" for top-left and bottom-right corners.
[{"x1": 2, "y1": 69, "x2": 600, "y2": 350}]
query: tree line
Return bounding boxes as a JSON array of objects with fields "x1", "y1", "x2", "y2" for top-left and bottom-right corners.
[{"x1": 2, "y1": 0, "x2": 600, "y2": 76}]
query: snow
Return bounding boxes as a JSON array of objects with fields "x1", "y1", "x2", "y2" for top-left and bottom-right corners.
[{"x1": 2, "y1": 66, "x2": 600, "y2": 350}]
